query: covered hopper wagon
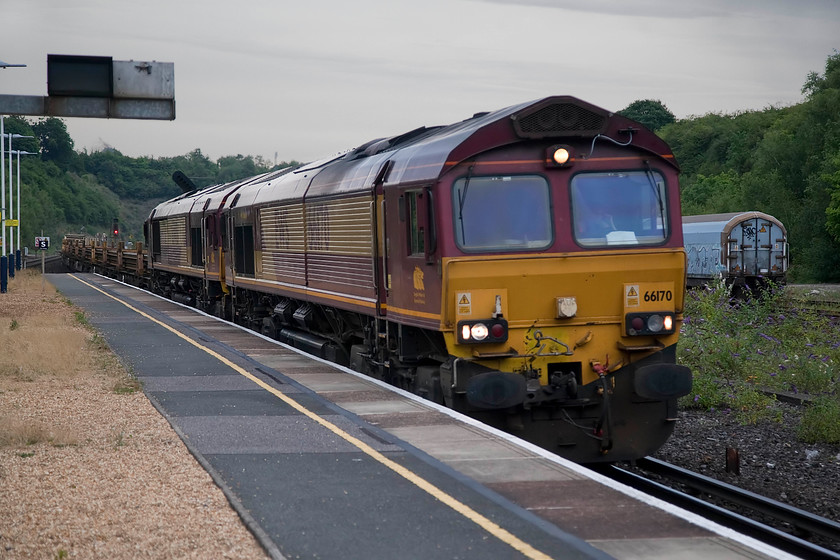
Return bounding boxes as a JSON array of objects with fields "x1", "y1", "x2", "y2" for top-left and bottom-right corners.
[{"x1": 682, "y1": 211, "x2": 788, "y2": 290}]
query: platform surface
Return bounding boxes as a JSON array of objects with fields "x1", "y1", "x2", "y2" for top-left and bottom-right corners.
[{"x1": 47, "y1": 273, "x2": 792, "y2": 560}]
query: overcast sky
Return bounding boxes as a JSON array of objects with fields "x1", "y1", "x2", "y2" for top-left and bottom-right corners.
[{"x1": 2, "y1": 0, "x2": 838, "y2": 164}]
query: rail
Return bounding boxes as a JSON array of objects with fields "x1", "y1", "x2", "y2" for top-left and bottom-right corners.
[{"x1": 598, "y1": 457, "x2": 840, "y2": 559}]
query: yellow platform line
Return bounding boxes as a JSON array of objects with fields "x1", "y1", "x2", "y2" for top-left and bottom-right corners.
[{"x1": 69, "y1": 274, "x2": 554, "y2": 560}]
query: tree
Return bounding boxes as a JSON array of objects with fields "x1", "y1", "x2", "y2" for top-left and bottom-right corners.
[
  {"x1": 32, "y1": 117, "x2": 78, "y2": 170},
  {"x1": 618, "y1": 99, "x2": 676, "y2": 131},
  {"x1": 1, "y1": 116, "x2": 39, "y2": 153},
  {"x1": 802, "y1": 50, "x2": 840, "y2": 98}
]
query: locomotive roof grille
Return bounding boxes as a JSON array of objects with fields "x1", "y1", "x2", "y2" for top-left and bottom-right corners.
[{"x1": 512, "y1": 102, "x2": 607, "y2": 139}]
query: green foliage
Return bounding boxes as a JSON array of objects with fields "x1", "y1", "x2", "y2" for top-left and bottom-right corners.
[
  {"x1": 82, "y1": 149, "x2": 182, "y2": 199},
  {"x1": 678, "y1": 281, "x2": 840, "y2": 438},
  {"x1": 32, "y1": 117, "x2": 79, "y2": 171},
  {"x1": 665, "y1": 51, "x2": 840, "y2": 282},
  {"x1": 797, "y1": 395, "x2": 840, "y2": 443},
  {"x1": 679, "y1": 170, "x2": 743, "y2": 215},
  {"x1": 73, "y1": 311, "x2": 90, "y2": 327},
  {"x1": 619, "y1": 99, "x2": 676, "y2": 131},
  {"x1": 4, "y1": 114, "x2": 298, "y2": 249},
  {"x1": 802, "y1": 49, "x2": 840, "y2": 98},
  {"x1": 2, "y1": 116, "x2": 39, "y2": 153}
]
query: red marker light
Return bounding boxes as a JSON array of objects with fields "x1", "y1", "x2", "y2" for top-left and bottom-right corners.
[{"x1": 490, "y1": 323, "x2": 506, "y2": 339}]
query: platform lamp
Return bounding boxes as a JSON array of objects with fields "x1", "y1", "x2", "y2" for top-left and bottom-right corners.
[
  {"x1": 1, "y1": 115, "x2": 7, "y2": 292},
  {"x1": 3, "y1": 132, "x2": 34, "y2": 276},
  {"x1": 0, "y1": 61, "x2": 26, "y2": 292},
  {"x1": 12, "y1": 150, "x2": 36, "y2": 270}
]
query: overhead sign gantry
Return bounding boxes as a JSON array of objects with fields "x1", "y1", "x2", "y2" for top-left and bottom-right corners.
[
  {"x1": 0, "y1": 54, "x2": 175, "y2": 292},
  {"x1": 0, "y1": 54, "x2": 175, "y2": 120}
]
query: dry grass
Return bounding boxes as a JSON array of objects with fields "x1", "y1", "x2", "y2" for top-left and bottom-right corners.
[
  {"x1": 0, "y1": 269, "x2": 95, "y2": 382},
  {"x1": 0, "y1": 270, "x2": 268, "y2": 559}
]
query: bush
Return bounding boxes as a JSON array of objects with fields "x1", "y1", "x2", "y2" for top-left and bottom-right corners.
[
  {"x1": 797, "y1": 396, "x2": 840, "y2": 443},
  {"x1": 678, "y1": 281, "x2": 840, "y2": 436}
]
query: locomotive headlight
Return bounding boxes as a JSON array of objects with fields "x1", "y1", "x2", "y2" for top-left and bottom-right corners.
[
  {"x1": 647, "y1": 314, "x2": 664, "y2": 333},
  {"x1": 546, "y1": 144, "x2": 574, "y2": 168},
  {"x1": 552, "y1": 148, "x2": 570, "y2": 164},
  {"x1": 470, "y1": 323, "x2": 489, "y2": 341},
  {"x1": 663, "y1": 315, "x2": 673, "y2": 331}
]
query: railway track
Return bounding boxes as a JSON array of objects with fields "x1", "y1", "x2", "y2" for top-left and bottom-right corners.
[{"x1": 596, "y1": 457, "x2": 840, "y2": 559}]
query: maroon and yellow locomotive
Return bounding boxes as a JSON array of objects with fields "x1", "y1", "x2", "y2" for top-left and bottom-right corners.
[{"x1": 65, "y1": 96, "x2": 692, "y2": 463}]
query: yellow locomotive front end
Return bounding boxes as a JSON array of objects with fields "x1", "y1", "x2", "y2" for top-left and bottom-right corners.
[
  {"x1": 441, "y1": 251, "x2": 689, "y2": 459},
  {"x1": 435, "y1": 142, "x2": 692, "y2": 462}
]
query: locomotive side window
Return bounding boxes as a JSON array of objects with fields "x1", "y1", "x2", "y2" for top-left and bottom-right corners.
[
  {"x1": 151, "y1": 219, "x2": 162, "y2": 262},
  {"x1": 571, "y1": 171, "x2": 668, "y2": 247},
  {"x1": 453, "y1": 175, "x2": 552, "y2": 252},
  {"x1": 407, "y1": 191, "x2": 425, "y2": 256}
]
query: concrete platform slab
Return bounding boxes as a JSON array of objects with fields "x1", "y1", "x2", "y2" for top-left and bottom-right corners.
[
  {"x1": 338, "y1": 399, "x2": 431, "y2": 416},
  {"x1": 590, "y1": 537, "x2": 771, "y2": 560},
  {"x1": 280, "y1": 372, "x2": 378, "y2": 392}
]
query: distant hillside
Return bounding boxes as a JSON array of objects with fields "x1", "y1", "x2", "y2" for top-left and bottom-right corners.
[
  {"x1": 5, "y1": 51, "x2": 839, "y2": 280},
  {"x1": 2, "y1": 115, "x2": 297, "y2": 253}
]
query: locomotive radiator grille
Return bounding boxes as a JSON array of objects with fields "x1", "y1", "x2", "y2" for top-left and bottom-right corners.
[
  {"x1": 305, "y1": 196, "x2": 375, "y2": 291},
  {"x1": 305, "y1": 197, "x2": 373, "y2": 256},
  {"x1": 159, "y1": 216, "x2": 188, "y2": 266},
  {"x1": 259, "y1": 204, "x2": 306, "y2": 282},
  {"x1": 512, "y1": 102, "x2": 607, "y2": 138}
]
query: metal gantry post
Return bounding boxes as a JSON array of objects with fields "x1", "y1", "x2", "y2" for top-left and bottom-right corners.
[{"x1": 6, "y1": 128, "x2": 13, "y2": 278}]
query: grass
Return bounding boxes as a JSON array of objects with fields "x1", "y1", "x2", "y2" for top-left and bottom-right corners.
[
  {"x1": 0, "y1": 269, "x2": 141, "y2": 448},
  {"x1": 678, "y1": 279, "x2": 840, "y2": 441},
  {"x1": 0, "y1": 417, "x2": 79, "y2": 448},
  {"x1": 798, "y1": 396, "x2": 840, "y2": 443}
]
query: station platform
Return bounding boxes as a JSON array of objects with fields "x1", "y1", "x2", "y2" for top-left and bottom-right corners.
[{"x1": 47, "y1": 273, "x2": 794, "y2": 560}]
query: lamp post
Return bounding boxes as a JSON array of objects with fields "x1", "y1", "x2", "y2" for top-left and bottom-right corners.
[
  {"x1": 0, "y1": 62, "x2": 26, "y2": 293},
  {"x1": 1, "y1": 116, "x2": 7, "y2": 292},
  {"x1": 12, "y1": 150, "x2": 35, "y2": 269},
  {"x1": 2, "y1": 132, "x2": 34, "y2": 276}
]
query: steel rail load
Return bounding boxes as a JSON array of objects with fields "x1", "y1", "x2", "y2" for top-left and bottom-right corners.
[{"x1": 63, "y1": 96, "x2": 693, "y2": 463}]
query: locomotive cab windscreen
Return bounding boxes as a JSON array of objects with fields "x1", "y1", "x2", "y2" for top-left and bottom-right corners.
[
  {"x1": 453, "y1": 175, "x2": 553, "y2": 252},
  {"x1": 571, "y1": 171, "x2": 668, "y2": 247}
]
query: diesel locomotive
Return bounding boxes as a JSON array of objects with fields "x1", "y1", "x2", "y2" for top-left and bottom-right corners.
[{"x1": 63, "y1": 96, "x2": 692, "y2": 463}]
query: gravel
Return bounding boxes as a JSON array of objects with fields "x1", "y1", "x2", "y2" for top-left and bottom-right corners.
[
  {"x1": 644, "y1": 406, "x2": 840, "y2": 550},
  {"x1": 0, "y1": 273, "x2": 269, "y2": 560}
]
